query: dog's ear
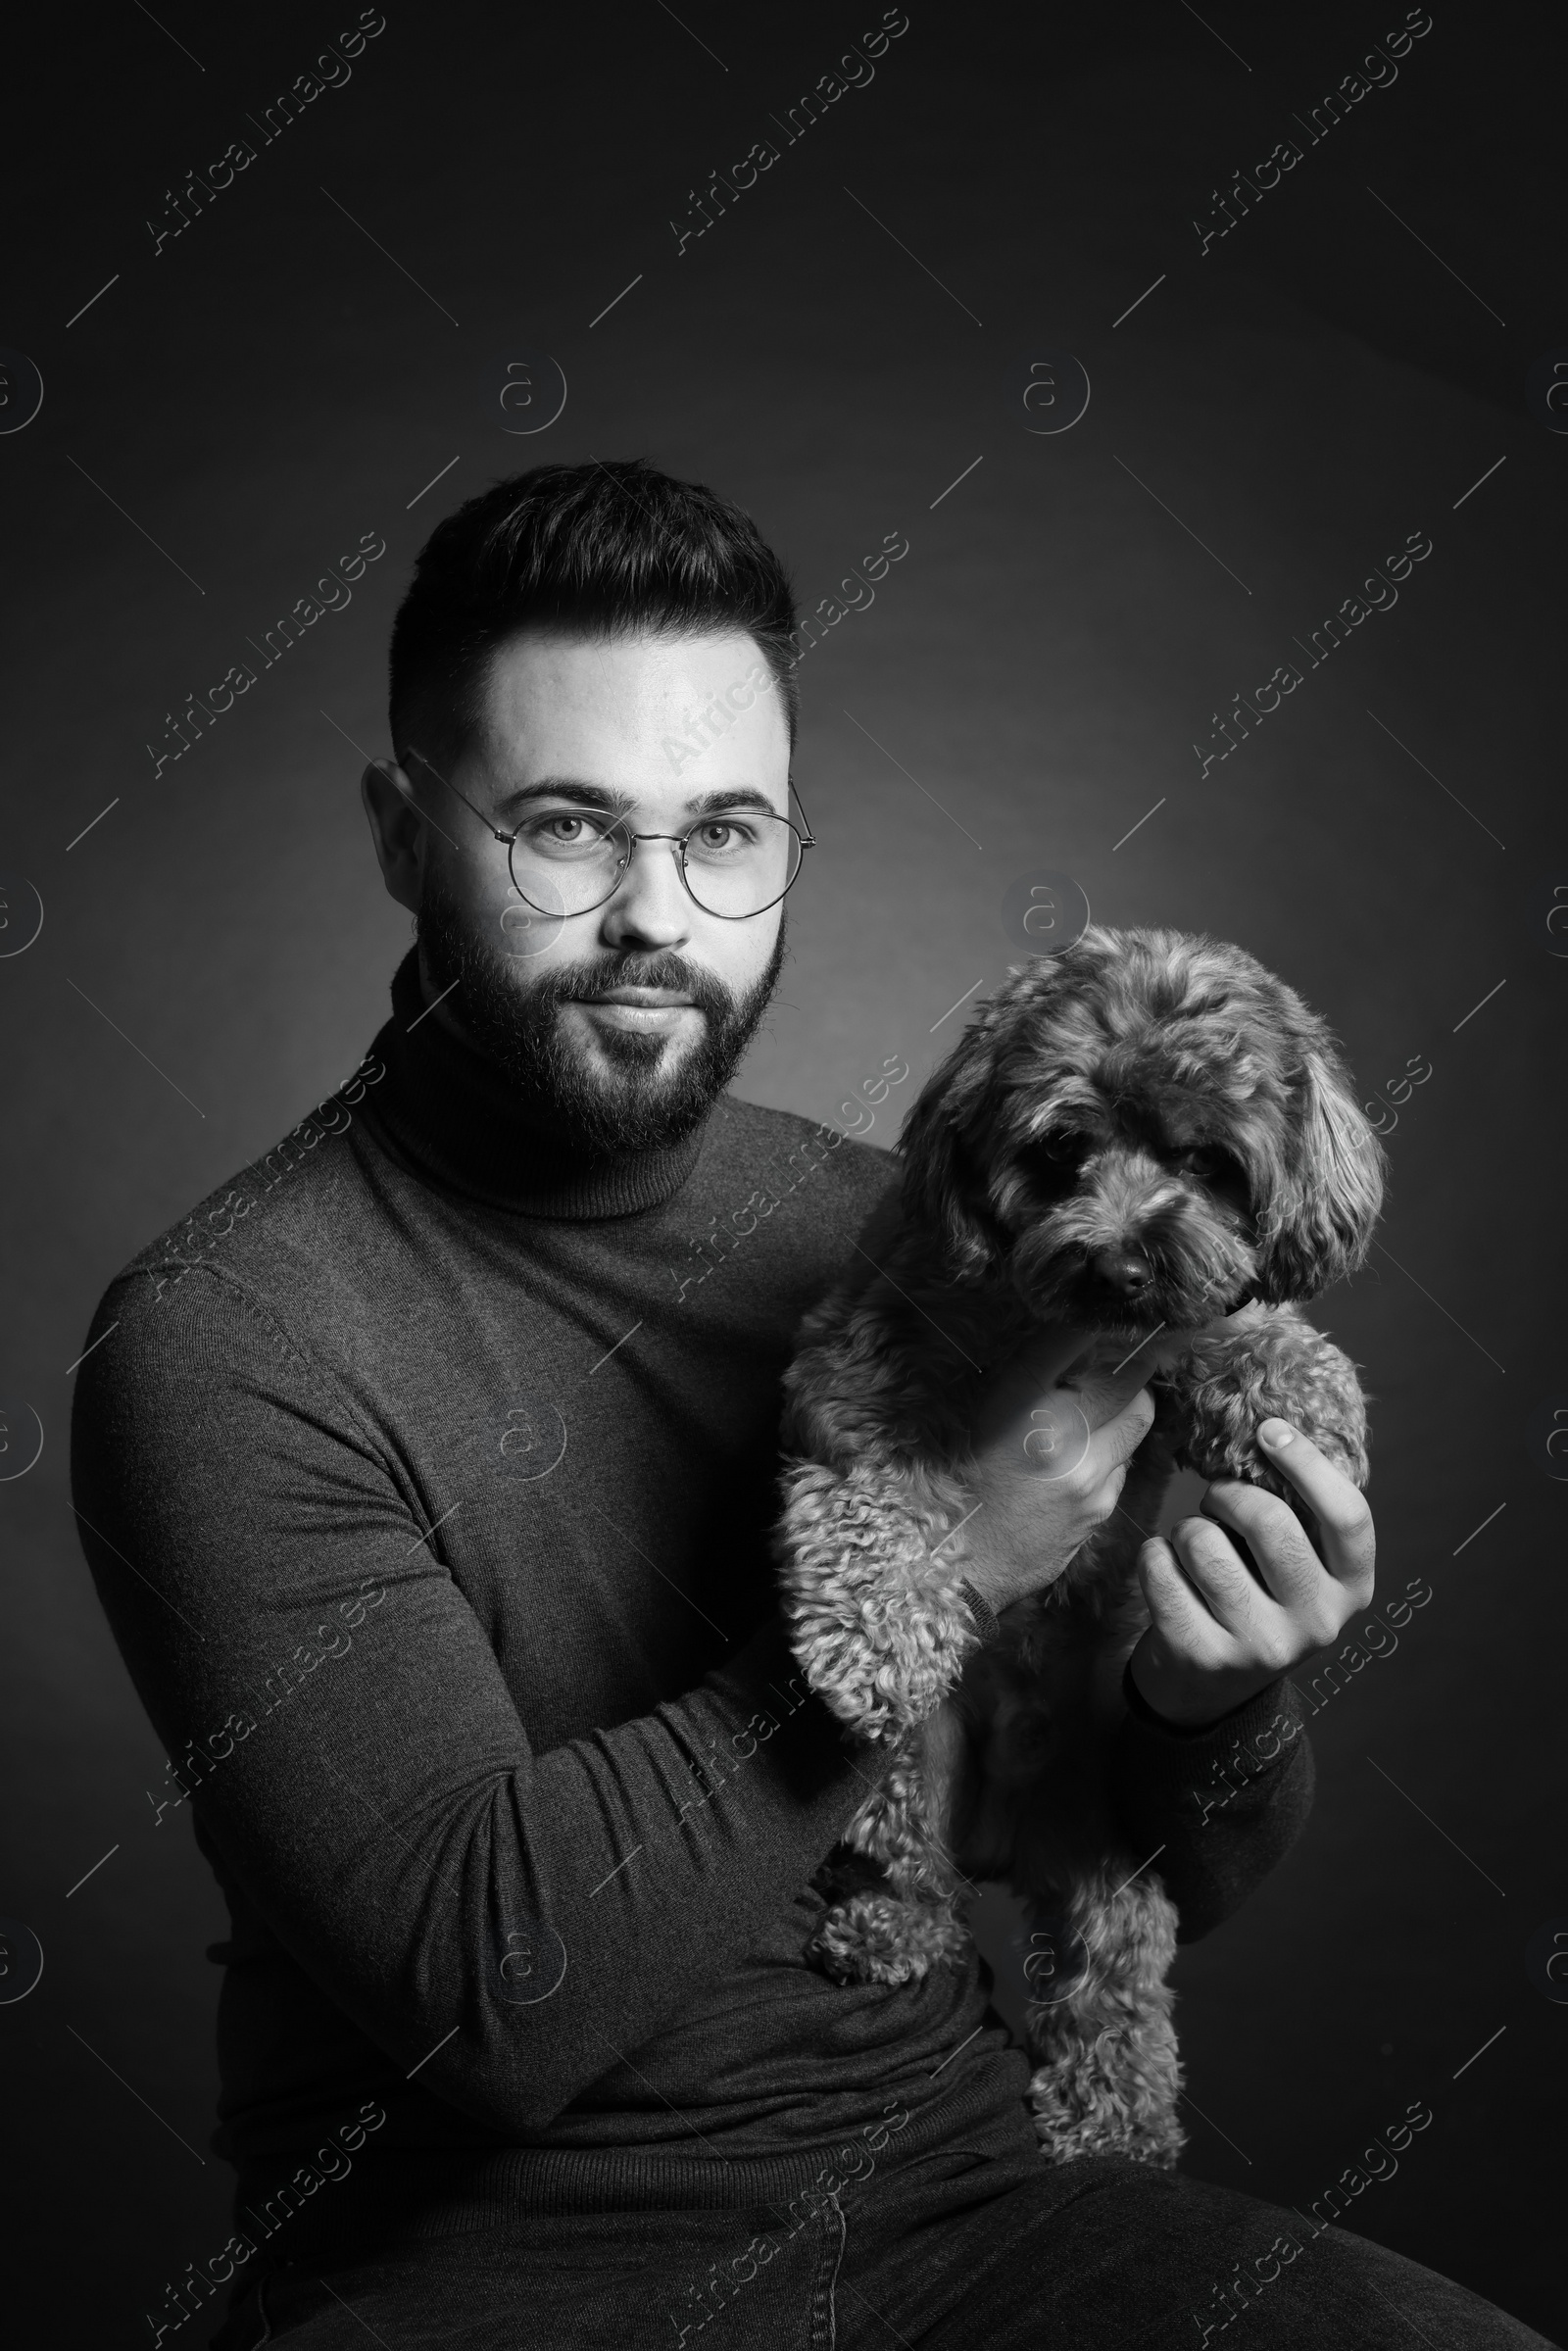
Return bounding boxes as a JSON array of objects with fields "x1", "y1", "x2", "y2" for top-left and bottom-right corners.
[
  {"x1": 895, "y1": 1019, "x2": 1007, "y2": 1282},
  {"x1": 1256, "y1": 1044, "x2": 1386, "y2": 1301}
]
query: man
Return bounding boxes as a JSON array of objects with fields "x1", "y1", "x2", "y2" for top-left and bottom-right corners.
[{"x1": 72, "y1": 461, "x2": 1547, "y2": 2349}]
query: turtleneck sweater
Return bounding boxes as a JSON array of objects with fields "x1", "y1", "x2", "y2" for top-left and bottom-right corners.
[{"x1": 70, "y1": 948, "x2": 1313, "y2": 2251}]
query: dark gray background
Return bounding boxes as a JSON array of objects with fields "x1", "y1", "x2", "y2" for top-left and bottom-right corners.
[{"x1": 2, "y1": 0, "x2": 1564, "y2": 2339}]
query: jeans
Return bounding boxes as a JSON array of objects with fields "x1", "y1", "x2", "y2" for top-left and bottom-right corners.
[{"x1": 209, "y1": 2068, "x2": 1556, "y2": 2351}]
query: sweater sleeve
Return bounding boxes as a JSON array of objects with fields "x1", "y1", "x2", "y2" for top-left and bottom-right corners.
[
  {"x1": 69, "y1": 1265, "x2": 870, "y2": 2140},
  {"x1": 1108, "y1": 1663, "x2": 1314, "y2": 1942}
]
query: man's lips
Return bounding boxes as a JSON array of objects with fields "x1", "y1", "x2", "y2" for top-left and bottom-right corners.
[
  {"x1": 577, "y1": 988, "x2": 696, "y2": 1006},
  {"x1": 570, "y1": 988, "x2": 702, "y2": 1032}
]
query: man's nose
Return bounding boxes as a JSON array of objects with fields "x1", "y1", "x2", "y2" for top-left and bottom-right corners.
[
  {"x1": 597, "y1": 836, "x2": 693, "y2": 947},
  {"x1": 1091, "y1": 1249, "x2": 1153, "y2": 1298}
]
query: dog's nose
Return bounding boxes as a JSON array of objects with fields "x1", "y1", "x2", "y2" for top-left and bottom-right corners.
[{"x1": 1093, "y1": 1249, "x2": 1153, "y2": 1297}]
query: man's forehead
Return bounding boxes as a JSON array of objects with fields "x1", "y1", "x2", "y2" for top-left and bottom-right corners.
[{"x1": 468, "y1": 626, "x2": 789, "y2": 792}]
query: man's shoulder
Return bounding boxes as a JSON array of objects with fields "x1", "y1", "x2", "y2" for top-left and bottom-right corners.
[{"x1": 88, "y1": 1052, "x2": 390, "y2": 1340}]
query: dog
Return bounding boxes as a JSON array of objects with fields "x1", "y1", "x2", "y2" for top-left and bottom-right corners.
[{"x1": 772, "y1": 926, "x2": 1385, "y2": 2166}]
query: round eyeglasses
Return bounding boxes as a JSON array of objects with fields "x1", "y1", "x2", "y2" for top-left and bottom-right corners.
[{"x1": 405, "y1": 751, "x2": 814, "y2": 922}]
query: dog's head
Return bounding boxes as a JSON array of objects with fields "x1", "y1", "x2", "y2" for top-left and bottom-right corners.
[{"x1": 896, "y1": 926, "x2": 1385, "y2": 1333}]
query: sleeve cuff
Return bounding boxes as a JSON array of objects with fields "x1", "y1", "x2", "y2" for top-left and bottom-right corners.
[{"x1": 957, "y1": 1577, "x2": 1002, "y2": 1647}]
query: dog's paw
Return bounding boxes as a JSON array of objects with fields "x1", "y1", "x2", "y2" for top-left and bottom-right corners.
[
  {"x1": 1025, "y1": 2018, "x2": 1186, "y2": 2169},
  {"x1": 809, "y1": 1890, "x2": 969, "y2": 1987},
  {"x1": 774, "y1": 1461, "x2": 979, "y2": 1738}
]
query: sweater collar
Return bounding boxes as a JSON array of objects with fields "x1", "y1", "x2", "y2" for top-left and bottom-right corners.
[{"x1": 362, "y1": 949, "x2": 712, "y2": 1220}]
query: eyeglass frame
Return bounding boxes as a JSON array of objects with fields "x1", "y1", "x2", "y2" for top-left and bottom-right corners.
[{"x1": 401, "y1": 746, "x2": 815, "y2": 922}]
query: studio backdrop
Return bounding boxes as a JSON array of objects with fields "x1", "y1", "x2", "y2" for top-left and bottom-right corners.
[{"x1": 1, "y1": 0, "x2": 1563, "y2": 2341}]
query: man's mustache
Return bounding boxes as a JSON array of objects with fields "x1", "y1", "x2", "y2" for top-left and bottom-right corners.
[{"x1": 547, "y1": 955, "x2": 725, "y2": 1012}]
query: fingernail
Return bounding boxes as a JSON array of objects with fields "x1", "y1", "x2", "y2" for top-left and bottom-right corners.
[{"x1": 1258, "y1": 1418, "x2": 1295, "y2": 1448}]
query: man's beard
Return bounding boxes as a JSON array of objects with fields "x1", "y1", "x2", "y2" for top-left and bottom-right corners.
[{"x1": 416, "y1": 876, "x2": 789, "y2": 1156}]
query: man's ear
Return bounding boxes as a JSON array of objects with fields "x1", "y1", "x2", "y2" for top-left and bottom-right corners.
[
  {"x1": 1255, "y1": 1047, "x2": 1386, "y2": 1301},
  {"x1": 361, "y1": 759, "x2": 423, "y2": 914}
]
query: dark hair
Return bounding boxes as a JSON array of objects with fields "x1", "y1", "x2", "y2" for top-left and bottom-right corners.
[{"x1": 387, "y1": 458, "x2": 800, "y2": 762}]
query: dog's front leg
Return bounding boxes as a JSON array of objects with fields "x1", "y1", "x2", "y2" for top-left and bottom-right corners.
[{"x1": 775, "y1": 1454, "x2": 984, "y2": 1987}]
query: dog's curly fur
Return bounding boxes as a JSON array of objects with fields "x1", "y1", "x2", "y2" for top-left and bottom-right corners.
[{"x1": 772, "y1": 926, "x2": 1385, "y2": 2166}]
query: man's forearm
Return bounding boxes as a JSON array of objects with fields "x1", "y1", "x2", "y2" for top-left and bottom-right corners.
[{"x1": 1109, "y1": 1667, "x2": 1314, "y2": 1941}]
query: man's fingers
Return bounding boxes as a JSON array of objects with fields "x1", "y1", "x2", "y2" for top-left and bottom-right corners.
[
  {"x1": 1137, "y1": 1536, "x2": 1229, "y2": 1664},
  {"x1": 1198, "y1": 1482, "x2": 1348, "y2": 1633},
  {"x1": 1251, "y1": 1419, "x2": 1376, "y2": 1594},
  {"x1": 1086, "y1": 1385, "x2": 1157, "y2": 1474}
]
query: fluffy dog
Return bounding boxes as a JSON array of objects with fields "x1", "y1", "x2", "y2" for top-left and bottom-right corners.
[{"x1": 773, "y1": 926, "x2": 1385, "y2": 2166}]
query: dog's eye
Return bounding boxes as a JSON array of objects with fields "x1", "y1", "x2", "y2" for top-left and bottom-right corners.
[
  {"x1": 1020, "y1": 1132, "x2": 1091, "y2": 1186},
  {"x1": 1172, "y1": 1145, "x2": 1249, "y2": 1203}
]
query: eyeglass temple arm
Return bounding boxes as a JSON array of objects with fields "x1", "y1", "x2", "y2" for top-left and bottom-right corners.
[{"x1": 789, "y1": 774, "x2": 816, "y2": 848}]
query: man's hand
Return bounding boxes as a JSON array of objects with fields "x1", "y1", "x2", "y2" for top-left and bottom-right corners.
[
  {"x1": 1128, "y1": 1418, "x2": 1377, "y2": 1730},
  {"x1": 960, "y1": 1329, "x2": 1160, "y2": 1616}
]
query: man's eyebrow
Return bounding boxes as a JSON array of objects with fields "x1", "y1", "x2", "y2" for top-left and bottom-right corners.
[{"x1": 492, "y1": 778, "x2": 783, "y2": 818}]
